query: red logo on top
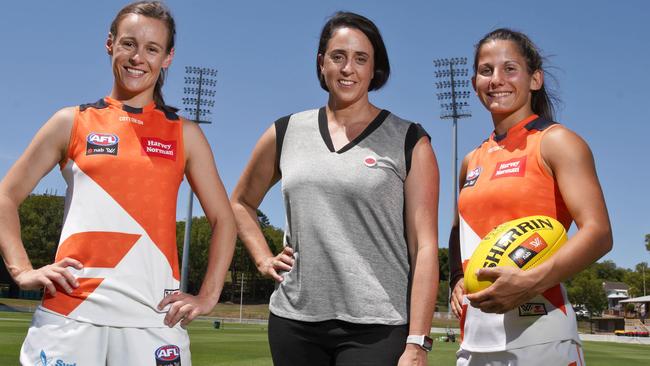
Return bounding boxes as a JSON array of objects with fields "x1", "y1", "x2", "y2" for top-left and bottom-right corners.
[
  {"x1": 141, "y1": 137, "x2": 177, "y2": 161},
  {"x1": 364, "y1": 156, "x2": 378, "y2": 167},
  {"x1": 519, "y1": 232, "x2": 548, "y2": 254},
  {"x1": 491, "y1": 156, "x2": 527, "y2": 179}
]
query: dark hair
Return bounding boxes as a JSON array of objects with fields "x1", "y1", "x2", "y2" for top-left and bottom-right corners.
[
  {"x1": 316, "y1": 11, "x2": 390, "y2": 92},
  {"x1": 110, "y1": 1, "x2": 177, "y2": 112},
  {"x1": 473, "y1": 28, "x2": 558, "y2": 121}
]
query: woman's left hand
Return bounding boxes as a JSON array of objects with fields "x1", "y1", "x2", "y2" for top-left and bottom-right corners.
[
  {"x1": 465, "y1": 266, "x2": 538, "y2": 313},
  {"x1": 397, "y1": 344, "x2": 428, "y2": 366},
  {"x1": 158, "y1": 292, "x2": 217, "y2": 327}
]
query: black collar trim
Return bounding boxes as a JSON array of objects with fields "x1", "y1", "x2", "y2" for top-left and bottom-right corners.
[
  {"x1": 122, "y1": 104, "x2": 143, "y2": 114},
  {"x1": 79, "y1": 99, "x2": 108, "y2": 112},
  {"x1": 524, "y1": 116, "x2": 557, "y2": 132},
  {"x1": 155, "y1": 105, "x2": 180, "y2": 121},
  {"x1": 493, "y1": 116, "x2": 557, "y2": 142},
  {"x1": 318, "y1": 107, "x2": 390, "y2": 154}
]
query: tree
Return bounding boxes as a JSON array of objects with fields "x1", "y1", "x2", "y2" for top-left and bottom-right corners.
[
  {"x1": 18, "y1": 194, "x2": 65, "y2": 269},
  {"x1": 176, "y1": 217, "x2": 213, "y2": 294},
  {"x1": 0, "y1": 194, "x2": 64, "y2": 298},
  {"x1": 438, "y1": 247, "x2": 449, "y2": 282},
  {"x1": 590, "y1": 260, "x2": 626, "y2": 282},
  {"x1": 178, "y1": 209, "x2": 284, "y2": 303},
  {"x1": 567, "y1": 270, "x2": 607, "y2": 333},
  {"x1": 435, "y1": 248, "x2": 450, "y2": 309},
  {"x1": 624, "y1": 262, "x2": 648, "y2": 298},
  {"x1": 257, "y1": 209, "x2": 271, "y2": 228}
]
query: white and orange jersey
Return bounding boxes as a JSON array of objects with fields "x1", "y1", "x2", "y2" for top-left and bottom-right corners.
[
  {"x1": 458, "y1": 114, "x2": 580, "y2": 351},
  {"x1": 40, "y1": 97, "x2": 184, "y2": 327}
]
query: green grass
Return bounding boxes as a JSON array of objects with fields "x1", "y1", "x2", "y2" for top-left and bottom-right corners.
[
  {"x1": 1, "y1": 311, "x2": 648, "y2": 365},
  {"x1": 0, "y1": 299, "x2": 460, "y2": 327},
  {"x1": 582, "y1": 341, "x2": 650, "y2": 366}
]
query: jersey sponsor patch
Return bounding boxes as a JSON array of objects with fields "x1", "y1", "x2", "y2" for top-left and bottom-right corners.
[
  {"x1": 155, "y1": 345, "x2": 181, "y2": 366},
  {"x1": 508, "y1": 233, "x2": 548, "y2": 268},
  {"x1": 463, "y1": 167, "x2": 481, "y2": 188},
  {"x1": 491, "y1": 156, "x2": 527, "y2": 179},
  {"x1": 141, "y1": 137, "x2": 177, "y2": 161},
  {"x1": 518, "y1": 302, "x2": 547, "y2": 316},
  {"x1": 86, "y1": 132, "x2": 119, "y2": 156}
]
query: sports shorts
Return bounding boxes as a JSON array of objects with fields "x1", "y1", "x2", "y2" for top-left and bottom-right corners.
[
  {"x1": 20, "y1": 308, "x2": 190, "y2": 366},
  {"x1": 456, "y1": 339, "x2": 584, "y2": 366},
  {"x1": 268, "y1": 312, "x2": 408, "y2": 366}
]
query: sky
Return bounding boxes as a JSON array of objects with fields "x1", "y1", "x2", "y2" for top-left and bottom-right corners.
[{"x1": 0, "y1": 0, "x2": 648, "y2": 270}]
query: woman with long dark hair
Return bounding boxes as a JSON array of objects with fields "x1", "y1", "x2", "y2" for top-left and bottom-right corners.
[
  {"x1": 231, "y1": 11, "x2": 440, "y2": 366},
  {"x1": 449, "y1": 28, "x2": 612, "y2": 365},
  {"x1": 0, "y1": 2, "x2": 236, "y2": 364}
]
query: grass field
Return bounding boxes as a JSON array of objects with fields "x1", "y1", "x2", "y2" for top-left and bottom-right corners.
[{"x1": 1, "y1": 311, "x2": 648, "y2": 365}]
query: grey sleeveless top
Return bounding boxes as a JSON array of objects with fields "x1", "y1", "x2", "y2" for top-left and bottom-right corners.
[{"x1": 270, "y1": 107, "x2": 428, "y2": 325}]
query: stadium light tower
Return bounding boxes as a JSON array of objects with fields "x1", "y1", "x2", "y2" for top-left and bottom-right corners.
[
  {"x1": 180, "y1": 66, "x2": 217, "y2": 292},
  {"x1": 435, "y1": 57, "x2": 472, "y2": 317},
  {"x1": 433, "y1": 57, "x2": 472, "y2": 218}
]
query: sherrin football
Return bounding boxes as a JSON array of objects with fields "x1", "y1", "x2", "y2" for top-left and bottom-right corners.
[{"x1": 464, "y1": 215, "x2": 567, "y2": 294}]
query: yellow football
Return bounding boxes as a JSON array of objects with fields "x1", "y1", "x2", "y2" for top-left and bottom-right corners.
[{"x1": 464, "y1": 215, "x2": 567, "y2": 294}]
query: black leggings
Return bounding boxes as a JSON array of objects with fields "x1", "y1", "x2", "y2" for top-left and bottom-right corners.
[{"x1": 268, "y1": 313, "x2": 408, "y2": 366}]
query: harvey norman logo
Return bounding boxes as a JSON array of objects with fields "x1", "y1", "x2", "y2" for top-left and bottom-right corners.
[
  {"x1": 491, "y1": 156, "x2": 527, "y2": 179},
  {"x1": 141, "y1": 137, "x2": 177, "y2": 161}
]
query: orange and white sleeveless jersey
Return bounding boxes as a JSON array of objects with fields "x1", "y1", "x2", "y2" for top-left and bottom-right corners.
[
  {"x1": 458, "y1": 114, "x2": 580, "y2": 351},
  {"x1": 40, "y1": 97, "x2": 184, "y2": 327}
]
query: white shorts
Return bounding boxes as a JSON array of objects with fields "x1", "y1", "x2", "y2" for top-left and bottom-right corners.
[
  {"x1": 456, "y1": 339, "x2": 584, "y2": 366},
  {"x1": 20, "y1": 308, "x2": 191, "y2": 366}
]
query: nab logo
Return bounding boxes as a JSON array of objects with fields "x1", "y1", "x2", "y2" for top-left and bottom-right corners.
[
  {"x1": 155, "y1": 345, "x2": 181, "y2": 366},
  {"x1": 86, "y1": 132, "x2": 119, "y2": 156}
]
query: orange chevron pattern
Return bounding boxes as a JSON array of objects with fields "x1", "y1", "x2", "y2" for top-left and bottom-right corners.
[
  {"x1": 55, "y1": 231, "x2": 141, "y2": 267},
  {"x1": 42, "y1": 278, "x2": 104, "y2": 316},
  {"x1": 42, "y1": 232, "x2": 141, "y2": 315}
]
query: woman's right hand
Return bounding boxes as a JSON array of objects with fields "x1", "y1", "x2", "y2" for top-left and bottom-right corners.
[
  {"x1": 257, "y1": 247, "x2": 294, "y2": 283},
  {"x1": 13, "y1": 257, "x2": 82, "y2": 296},
  {"x1": 450, "y1": 278, "x2": 465, "y2": 319}
]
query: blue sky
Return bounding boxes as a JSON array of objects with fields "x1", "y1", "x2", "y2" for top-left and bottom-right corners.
[{"x1": 0, "y1": 0, "x2": 648, "y2": 270}]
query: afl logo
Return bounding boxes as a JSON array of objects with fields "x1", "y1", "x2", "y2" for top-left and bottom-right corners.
[
  {"x1": 86, "y1": 132, "x2": 119, "y2": 156},
  {"x1": 463, "y1": 167, "x2": 481, "y2": 188},
  {"x1": 87, "y1": 133, "x2": 118, "y2": 146},
  {"x1": 364, "y1": 156, "x2": 377, "y2": 167},
  {"x1": 155, "y1": 345, "x2": 181, "y2": 365}
]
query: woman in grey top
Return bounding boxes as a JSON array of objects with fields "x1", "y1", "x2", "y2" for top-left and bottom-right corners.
[{"x1": 231, "y1": 11, "x2": 440, "y2": 366}]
